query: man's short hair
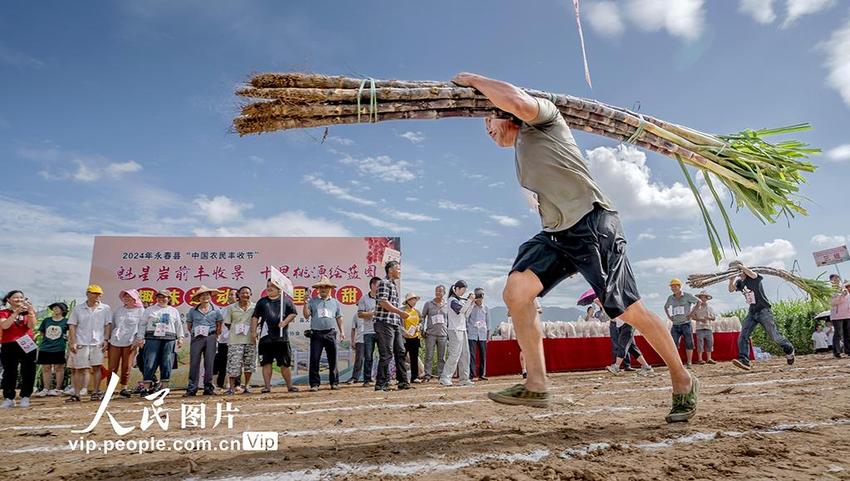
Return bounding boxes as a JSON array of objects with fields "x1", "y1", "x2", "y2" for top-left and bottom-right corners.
[
  {"x1": 830, "y1": 274, "x2": 840, "y2": 281},
  {"x1": 384, "y1": 260, "x2": 400, "y2": 274},
  {"x1": 370, "y1": 276, "x2": 382, "y2": 287}
]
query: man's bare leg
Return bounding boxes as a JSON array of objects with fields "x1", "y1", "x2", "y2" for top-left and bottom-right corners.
[
  {"x1": 620, "y1": 300, "x2": 692, "y2": 394},
  {"x1": 502, "y1": 271, "x2": 546, "y2": 392},
  {"x1": 262, "y1": 364, "x2": 273, "y2": 389},
  {"x1": 280, "y1": 367, "x2": 293, "y2": 389}
]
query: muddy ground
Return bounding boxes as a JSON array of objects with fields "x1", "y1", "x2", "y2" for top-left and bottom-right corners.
[{"x1": 1, "y1": 354, "x2": 849, "y2": 480}]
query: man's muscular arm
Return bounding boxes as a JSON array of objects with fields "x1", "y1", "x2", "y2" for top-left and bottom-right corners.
[{"x1": 452, "y1": 72, "x2": 539, "y2": 122}]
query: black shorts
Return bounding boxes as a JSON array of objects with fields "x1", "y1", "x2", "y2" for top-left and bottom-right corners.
[
  {"x1": 37, "y1": 350, "x2": 66, "y2": 365},
  {"x1": 258, "y1": 337, "x2": 292, "y2": 368},
  {"x1": 511, "y1": 205, "x2": 640, "y2": 319}
]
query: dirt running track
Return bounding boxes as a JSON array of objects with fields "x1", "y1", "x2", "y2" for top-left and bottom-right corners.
[{"x1": 1, "y1": 355, "x2": 849, "y2": 480}]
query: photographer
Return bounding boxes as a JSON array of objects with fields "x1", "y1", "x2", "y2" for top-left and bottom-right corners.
[{"x1": 1, "y1": 290, "x2": 37, "y2": 408}]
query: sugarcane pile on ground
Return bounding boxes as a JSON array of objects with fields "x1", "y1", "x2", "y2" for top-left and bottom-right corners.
[
  {"x1": 235, "y1": 73, "x2": 819, "y2": 262},
  {"x1": 688, "y1": 267, "x2": 832, "y2": 302}
]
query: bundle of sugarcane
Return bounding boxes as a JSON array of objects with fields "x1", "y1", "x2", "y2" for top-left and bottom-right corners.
[
  {"x1": 687, "y1": 267, "x2": 832, "y2": 302},
  {"x1": 235, "y1": 73, "x2": 819, "y2": 263}
]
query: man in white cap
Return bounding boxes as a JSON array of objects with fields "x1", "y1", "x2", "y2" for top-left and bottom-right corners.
[
  {"x1": 185, "y1": 286, "x2": 223, "y2": 396},
  {"x1": 66, "y1": 284, "x2": 112, "y2": 402},
  {"x1": 254, "y1": 279, "x2": 299, "y2": 393},
  {"x1": 304, "y1": 276, "x2": 344, "y2": 391},
  {"x1": 690, "y1": 291, "x2": 716, "y2": 364}
]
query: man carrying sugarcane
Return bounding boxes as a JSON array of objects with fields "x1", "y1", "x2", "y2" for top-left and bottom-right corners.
[
  {"x1": 452, "y1": 72, "x2": 697, "y2": 422},
  {"x1": 727, "y1": 260, "x2": 795, "y2": 370}
]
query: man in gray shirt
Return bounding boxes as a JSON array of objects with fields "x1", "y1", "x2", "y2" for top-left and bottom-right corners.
[
  {"x1": 453, "y1": 72, "x2": 696, "y2": 422},
  {"x1": 357, "y1": 277, "x2": 381, "y2": 386},
  {"x1": 419, "y1": 285, "x2": 449, "y2": 382},
  {"x1": 303, "y1": 276, "x2": 344, "y2": 391},
  {"x1": 664, "y1": 278, "x2": 700, "y2": 367}
]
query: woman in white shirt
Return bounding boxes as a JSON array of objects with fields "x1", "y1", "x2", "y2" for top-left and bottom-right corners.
[
  {"x1": 439, "y1": 280, "x2": 475, "y2": 387},
  {"x1": 107, "y1": 290, "x2": 145, "y2": 398},
  {"x1": 135, "y1": 290, "x2": 184, "y2": 396}
]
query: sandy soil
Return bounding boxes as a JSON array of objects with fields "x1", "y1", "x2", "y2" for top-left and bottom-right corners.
[{"x1": 1, "y1": 354, "x2": 849, "y2": 481}]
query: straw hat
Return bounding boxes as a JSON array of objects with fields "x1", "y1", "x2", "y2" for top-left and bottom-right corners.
[
  {"x1": 696, "y1": 290, "x2": 713, "y2": 300},
  {"x1": 191, "y1": 285, "x2": 221, "y2": 301},
  {"x1": 155, "y1": 289, "x2": 171, "y2": 298},
  {"x1": 311, "y1": 276, "x2": 337, "y2": 289},
  {"x1": 86, "y1": 284, "x2": 103, "y2": 294},
  {"x1": 669, "y1": 278, "x2": 682, "y2": 286},
  {"x1": 404, "y1": 292, "x2": 420, "y2": 304}
]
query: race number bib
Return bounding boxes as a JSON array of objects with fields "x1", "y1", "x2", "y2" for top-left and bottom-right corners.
[
  {"x1": 406, "y1": 326, "x2": 417, "y2": 337},
  {"x1": 744, "y1": 290, "x2": 756, "y2": 305},
  {"x1": 153, "y1": 323, "x2": 167, "y2": 337},
  {"x1": 194, "y1": 325, "x2": 210, "y2": 337},
  {"x1": 475, "y1": 320, "x2": 487, "y2": 328},
  {"x1": 235, "y1": 323, "x2": 249, "y2": 336},
  {"x1": 45, "y1": 325, "x2": 63, "y2": 340},
  {"x1": 16, "y1": 334, "x2": 37, "y2": 353},
  {"x1": 671, "y1": 306, "x2": 686, "y2": 316},
  {"x1": 431, "y1": 314, "x2": 446, "y2": 325},
  {"x1": 318, "y1": 308, "x2": 332, "y2": 318}
]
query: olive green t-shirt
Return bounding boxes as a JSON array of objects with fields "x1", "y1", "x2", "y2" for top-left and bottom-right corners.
[{"x1": 515, "y1": 98, "x2": 613, "y2": 231}]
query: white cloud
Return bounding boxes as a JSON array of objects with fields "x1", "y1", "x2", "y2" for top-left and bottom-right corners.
[
  {"x1": 437, "y1": 200, "x2": 487, "y2": 212},
  {"x1": 826, "y1": 144, "x2": 850, "y2": 161},
  {"x1": 405, "y1": 197, "x2": 420, "y2": 202},
  {"x1": 783, "y1": 0, "x2": 836, "y2": 27},
  {"x1": 0, "y1": 197, "x2": 97, "y2": 305},
  {"x1": 382, "y1": 209, "x2": 438, "y2": 222},
  {"x1": 811, "y1": 234, "x2": 847, "y2": 247},
  {"x1": 625, "y1": 0, "x2": 705, "y2": 40},
  {"x1": 635, "y1": 238, "x2": 797, "y2": 276},
  {"x1": 739, "y1": 0, "x2": 777, "y2": 23},
  {"x1": 0, "y1": 42, "x2": 45, "y2": 69},
  {"x1": 586, "y1": 145, "x2": 702, "y2": 219},
  {"x1": 194, "y1": 210, "x2": 350, "y2": 237},
  {"x1": 398, "y1": 131, "x2": 426, "y2": 144},
  {"x1": 339, "y1": 154, "x2": 416, "y2": 182},
  {"x1": 72, "y1": 160, "x2": 101, "y2": 182},
  {"x1": 249, "y1": 155, "x2": 265, "y2": 164},
  {"x1": 586, "y1": 1, "x2": 626, "y2": 37},
  {"x1": 303, "y1": 174, "x2": 376, "y2": 206},
  {"x1": 328, "y1": 136, "x2": 354, "y2": 146},
  {"x1": 488, "y1": 181, "x2": 506, "y2": 188},
  {"x1": 332, "y1": 209, "x2": 412, "y2": 233},
  {"x1": 193, "y1": 195, "x2": 252, "y2": 224},
  {"x1": 822, "y1": 17, "x2": 850, "y2": 108},
  {"x1": 637, "y1": 232, "x2": 657, "y2": 241},
  {"x1": 106, "y1": 160, "x2": 143, "y2": 177},
  {"x1": 478, "y1": 229, "x2": 500, "y2": 237},
  {"x1": 490, "y1": 215, "x2": 521, "y2": 227},
  {"x1": 21, "y1": 146, "x2": 144, "y2": 182}
]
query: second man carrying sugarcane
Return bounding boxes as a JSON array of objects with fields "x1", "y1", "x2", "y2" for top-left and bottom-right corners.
[{"x1": 451, "y1": 72, "x2": 698, "y2": 423}]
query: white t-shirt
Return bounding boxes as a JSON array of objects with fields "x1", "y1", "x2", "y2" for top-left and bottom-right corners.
[
  {"x1": 68, "y1": 302, "x2": 112, "y2": 346},
  {"x1": 812, "y1": 331, "x2": 829, "y2": 350}
]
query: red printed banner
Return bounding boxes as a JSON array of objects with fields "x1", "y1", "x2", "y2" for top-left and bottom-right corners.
[{"x1": 89, "y1": 236, "x2": 401, "y2": 341}]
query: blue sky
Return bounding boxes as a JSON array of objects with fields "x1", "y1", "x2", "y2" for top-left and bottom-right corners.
[{"x1": 2, "y1": 0, "x2": 849, "y2": 316}]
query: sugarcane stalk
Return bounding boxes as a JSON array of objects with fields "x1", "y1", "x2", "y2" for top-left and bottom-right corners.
[{"x1": 235, "y1": 73, "x2": 819, "y2": 264}]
